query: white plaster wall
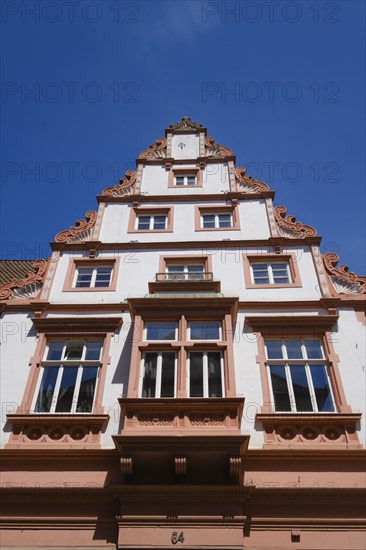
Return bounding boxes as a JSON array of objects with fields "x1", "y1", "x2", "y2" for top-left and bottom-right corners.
[
  {"x1": 0, "y1": 313, "x2": 38, "y2": 446},
  {"x1": 172, "y1": 133, "x2": 199, "y2": 159},
  {"x1": 139, "y1": 163, "x2": 230, "y2": 195},
  {"x1": 333, "y1": 309, "x2": 366, "y2": 445}
]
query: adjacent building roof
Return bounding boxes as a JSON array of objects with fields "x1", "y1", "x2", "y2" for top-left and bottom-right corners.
[{"x1": 0, "y1": 260, "x2": 38, "y2": 286}]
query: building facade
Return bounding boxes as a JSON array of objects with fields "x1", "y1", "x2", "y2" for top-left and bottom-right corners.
[{"x1": 1, "y1": 116, "x2": 365, "y2": 549}]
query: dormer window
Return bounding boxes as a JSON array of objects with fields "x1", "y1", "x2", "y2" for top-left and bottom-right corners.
[{"x1": 169, "y1": 168, "x2": 202, "y2": 188}]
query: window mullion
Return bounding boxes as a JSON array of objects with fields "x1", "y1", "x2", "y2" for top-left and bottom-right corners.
[
  {"x1": 149, "y1": 216, "x2": 153, "y2": 230},
  {"x1": 285, "y1": 363, "x2": 297, "y2": 412},
  {"x1": 203, "y1": 352, "x2": 208, "y2": 398},
  {"x1": 51, "y1": 366, "x2": 64, "y2": 413},
  {"x1": 71, "y1": 364, "x2": 84, "y2": 413},
  {"x1": 305, "y1": 363, "x2": 318, "y2": 413},
  {"x1": 90, "y1": 269, "x2": 97, "y2": 287},
  {"x1": 156, "y1": 353, "x2": 163, "y2": 398}
]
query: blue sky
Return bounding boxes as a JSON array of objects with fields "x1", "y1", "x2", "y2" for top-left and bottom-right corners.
[{"x1": 1, "y1": 0, "x2": 365, "y2": 273}]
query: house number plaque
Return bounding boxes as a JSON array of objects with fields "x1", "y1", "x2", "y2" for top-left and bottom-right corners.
[{"x1": 171, "y1": 531, "x2": 185, "y2": 544}]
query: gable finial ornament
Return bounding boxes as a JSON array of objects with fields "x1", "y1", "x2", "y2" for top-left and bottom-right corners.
[
  {"x1": 274, "y1": 205, "x2": 317, "y2": 239},
  {"x1": 168, "y1": 116, "x2": 203, "y2": 132},
  {"x1": 55, "y1": 210, "x2": 97, "y2": 243},
  {"x1": 205, "y1": 136, "x2": 233, "y2": 158},
  {"x1": 323, "y1": 253, "x2": 366, "y2": 294},
  {"x1": 138, "y1": 138, "x2": 167, "y2": 160},
  {"x1": 0, "y1": 259, "x2": 47, "y2": 301},
  {"x1": 235, "y1": 167, "x2": 269, "y2": 193},
  {"x1": 102, "y1": 170, "x2": 137, "y2": 198}
]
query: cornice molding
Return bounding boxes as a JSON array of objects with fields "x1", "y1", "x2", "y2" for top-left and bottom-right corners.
[
  {"x1": 31, "y1": 316, "x2": 122, "y2": 333},
  {"x1": 102, "y1": 169, "x2": 137, "y2": 198},
  {"x1": 55, "y1": 210, "x2": 97, "y2": 243},
  {"x1": 323, "y1": 252, "x2": 366, "y2": 295},
  {"x1": 235, "y1": 166, "x2": 270, "y2": 193},
  {"x1": 274, "y1": 205, "x2": 317, "y2": 239},
  {"x1": 0, "y1": 259, "x2": 47, "y2": 301}
]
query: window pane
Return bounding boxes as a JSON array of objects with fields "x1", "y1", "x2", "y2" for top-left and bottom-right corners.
[
  {"x1": 153, "y1": 215, "x2": 166, "y2": 230},
  {"x1": 269, "y1": 365, "x2": 291, "y2": 411},
  {"x1": 46, "y1": 342, "x2": 64, "y2": 361},
  {"x1": 175, "y1": 176, "x2": 184, "y2": 186},
  {"x1": 285, "y1": 340, "x2": 303, "y2": 359},
  {"x1": 310, "y1": 365, "x2": 334, "y2": 412},
  {"x1": 167, "y1": 265, "x2": 185, "y2": 280},
  {"x1": 218, "y1": 214, "x2": 231, "y2": 228},
  {"x1": 85, "y1": 342, "x2": 102, "y2": 361},
  {"x1": 252, "y1": 264, "x2": 270, "y2": 284},
  {"x1": 266, "y1": 340, "x2": 283, "y2": 359},
  {"x1": 137, "y1": 216, "x2": 150, "y2": 230},
  {"x1": 190, "y1": 352, "x2": 204, "y2": 397},
  {"x1": 207, "y1": 352, "x2": 223, "y2": 397},
  {"x1": 304, "y1": 339, "x2": 323, "y2": 359},
  {"x1": 202, "y1": 214, "x2": 215, "y2": 228},
  {"x1": 145, "y1": 322, "x2": 177, "y2": 340},
  {"x1": 35, "y1": 367, "x2": 59, "y2": 412},
  {"x1": 55, "y1": 367, "x2": 78, "y2": 412},
  {"x1": 142, "y1": 353, "x2": 157, "y2": 398},
  {"x1": 187, "y1": 176, "x2": 196, "y2": 185},
  {"x1": 161, "y1": 352, "x2": 175, "y2": 397},
  {"x1": 187, "y1": 264, "x2": 204, "y2": 280},
  {"x1": 271, "y1": 263, "x2": 289, "y2": 284},
  {"x1": 76, "y1": 366, "x2": 98, "y2": 412},
  {"x1": 289, "y1": 365, "x2": 313, "y2": 412},
  {"x1": 75, "y1": 267, "x2": 93, "y2": 288},
  {"x1": 64, "y1": 341, "x2": 83, "y2": 360},
  {"x1": 94, "y1": 267, "x2": 112, "y2": 287},
  {"x1": 190, "y1": 322, "x2": 220, "y2": 340}
]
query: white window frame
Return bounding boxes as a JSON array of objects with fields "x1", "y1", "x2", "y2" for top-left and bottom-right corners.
[
  {"x1": 174, "y1": 174, "x2": 197, "y2": 186},
  {"x1": 265, "y1": 338, "x2": 336, "y2": 413},
  {"x1": 187, "y1": 351, "x2": 225, "y2": 398},
  {"x1": 136, "y1": 214, "x2": 167, "y2": 231},
  {"x1": 188, "y1": 321, "x2": 222, "y2": 341},
  {"x1": 165, "y1": 263, "x2": 205, "y2": 280},
  {"x1": 201, "y1": 212, "x2": 233, "y2": 229},
  {"x1": 138, "y1": 351, "x2": 178, "y2": 398},
  {"x1": 32, "y1": 341, "x2": 102, "y2": 414},
  {"x1": 144, "y1": 322, "x2": 178, "y2": 341},
  {"x1": 73, "y1": 266, "x2": 113, "y2": 288},
  {"x1": 250, "y1": 262, "x2": 291, "y2": 285}
]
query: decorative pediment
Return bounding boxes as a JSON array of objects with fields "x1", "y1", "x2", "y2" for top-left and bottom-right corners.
[
  {"x1": 138, "y1": 138, "x2": 167, "y2": 160},
  {"x1": 102, "y1": 170, "x2": 137, "y2": 198},
  {"x1": 274, "y1": 206, "x2": 317, "y2": 238},
  {"x1": 235, "y1": 167, "x2": 269, "y2": 193},
  {"x1": 55, "y1": 210, "x2": 97, "y2": 243},
  {"x1": 168, "y1": 116, "x2": 203, "y2": 132},
  {"x1": 0, "y1": 259, "x2": 47, "y2": 301},
  {"x1": 205, "y1": 136, "x2": 233, "y2": 158},
  {"x1": 323, "y1": 253, "x2": 366, "y2": 295}
]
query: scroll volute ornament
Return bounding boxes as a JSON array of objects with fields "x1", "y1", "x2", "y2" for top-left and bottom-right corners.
[
  {"x1": 274, "y1": 205, "x2": 317, "y2": 238},
  {"x1": 102, "y1": 170, "x2": 137, "y2": 197},
  {"x1": 138, "y1": 138, "x2": 167, "y2": 160},
  {"x1": 323, "y1": 252, "x2": 366, "y2": 294},
  {"x1": 55, "y1": 210, "x2": 97, "y2": 243},
  {"x1": 205, "y1": 136, "x2": 233, "y2": 158},
  {"x1": 235, "y1": 166, "x2": 269, "y2": 193},
  {"x1": 0, "y1": 259, "x2": 47, "y2": 300}
]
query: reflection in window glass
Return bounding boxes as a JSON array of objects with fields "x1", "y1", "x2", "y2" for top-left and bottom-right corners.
[
  {"x1": 76, "y1": 366, "x2": 98, "y2": 412},
  {"x1": 310, "y1": 365, "x2": 334, "y2": 412},
  {"x1": 145, "y1": 322, "x2": 177, "y2": 340},
  {"x1": 35, "y1": 367, "x2": 59, "y2": 412},
  {"x1": 94, "y1": 267, "x2": 112, "y2": 287},
  {"x1": 190, "y1": 352, "x2": 204, "y2": 397},
  {"x1": 142, "y1": 353, "x2": 157, "y2": 398},
  {"x1": 160, "y1": 352, "x2": 175, "y2": 397},
  {"x1": 47, "y1": 342, "x2": 64, "y2": 361},
  {"x1": 75, "y1": 267, "x2": 93, "y2": 288},
  {"x1": 266, "y1": 340, "x2": 283, "y2": 359},
  {"x1": 55, "y1": 366, "x2": 78, "y2": 412},
  {"x1": 286, "y1": 340, "x2": 303, "y2": 359},
  {"x1": 289, "y1": 365, "x2": 312, "y2": 412},
  {"x1": 207, "y1": 352, "x2": 222, "y2": 397},
  {"x1": 304, "y1": 339, "x2": 323, "y2": 359},
  {"x1": 269, "y1": 365, "x2": 291, "y2": 411},
  {"x1": 85, "y1": 342, "x2": 102, "y2": 361},
  {"x1": 190, "y1": 322, "x2": 220, "y2": 340}
]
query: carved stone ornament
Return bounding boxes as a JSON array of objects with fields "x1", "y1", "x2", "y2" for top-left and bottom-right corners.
[
  {"x1": 120, "y1": 457, "x2": 133, "y2": 477},
  {"x1": 204, "y1": 136, "x2": 233, "y2": 158},
  {"x1": 168, "y1": 116, "x2": 203, "y2": 132},
  {"x1": 138, "y1": 138, "x2": 167, "y2": 160},
  {"x1": 229, "y1": 457, "x2": 241, "y2": 483},
  {"x1": 0, "y1": 259, "x2": 47, "y2": 301},
  {"x1": 235, "y1": 167, "x2": 269, "y2": 193},
  {"x1": 323, "y1": 253, "x2": 366, "y2": 294},
  {"x1": 102, "y1": 170, "x2": 137, "y2": 197},
  {"x1": 274, "y1": 205, "x2": 317, "y2": 239},
  {"x1": 55, "y1": 210, "x2": 97, "y2": 243}
]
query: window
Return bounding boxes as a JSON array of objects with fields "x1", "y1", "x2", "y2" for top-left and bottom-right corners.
[
  {"x1": 202, "y1": 213, "x2": 232, "y2": 229},
  {"x1": 265, "y1": 339, "x2": 335, "y2": 413},
  {"x1": 175, "y1": 174, "x2": 197, "y2": 186},
  {"x1": 145, "y1": 322, "x2": 177, "y2": 340},
  {"x1": 189, "y1": 322, "x2": 221, "y2": 340},
  {"x1": 166, "y1": 264, "x2": 205, "y2": 281},
  {"x1": 75, "y1": 266, "x2": 113, "y2": 288},
  {"x1": 188, "y1": 351, "x2": 224, "y2": 398},
  {"x1": 128, "y1": 207, "x2": 174, "y2": 233},
  {"x1": 137, "y1": 214, "x2": 167, "y2": 231},
  {"x1": 251, "y1": 262, "x2": 291, "y2": 285},
  {"x1": 140, "y1": 351, "x2": 177, "y2": 398},
  {"x1": 195, "y1": 206, "x2": 240, "y2": 231},
  {"x1": 34, "y1": 340, "x2": 102, "y2": 413}
]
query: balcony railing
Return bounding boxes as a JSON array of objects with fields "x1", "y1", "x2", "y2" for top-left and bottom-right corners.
[{"x1": 155, "y1": 272, "x2": 213, "y2": 282}]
